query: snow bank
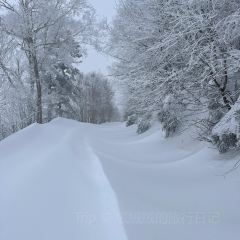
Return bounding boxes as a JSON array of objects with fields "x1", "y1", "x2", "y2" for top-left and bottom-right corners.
[
  {"x1": 212, "y1": 99, "x2": 240, "y2": 152},
  {"x1": 0, "y1": 118, "x2": 127, "y2": 240},
  {"x1": 212, "y1": 99, "x2": 240, "y2": 137}
]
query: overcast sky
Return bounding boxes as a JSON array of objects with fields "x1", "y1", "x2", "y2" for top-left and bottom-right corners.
[{"x1": 79, "y1": 0, "x2": 116, "y2": 74}]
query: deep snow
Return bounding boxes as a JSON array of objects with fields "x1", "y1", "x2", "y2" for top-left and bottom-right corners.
[{"x1": 0, "y1": 118, "x2": 240, "y2": 240}]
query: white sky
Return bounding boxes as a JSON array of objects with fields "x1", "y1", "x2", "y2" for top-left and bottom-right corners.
[{"x1": 79, "y1": 0, "x2": 116, "y2": 74}]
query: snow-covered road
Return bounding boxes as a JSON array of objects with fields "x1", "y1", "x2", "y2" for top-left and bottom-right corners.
[{"x1": 0, "y1": 118, "x2": 240, "y2": 240}]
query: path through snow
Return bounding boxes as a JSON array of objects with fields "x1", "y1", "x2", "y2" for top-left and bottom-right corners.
[{"x1": 0, "y1": 118, "x2": 240, "y2": 240}]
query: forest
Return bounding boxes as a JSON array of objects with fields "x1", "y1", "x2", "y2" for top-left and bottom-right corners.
[
  {"x1": 0, "y1": 0, "x2": 240, "y2": 153},
  {"x1": 109, "y1": 0, "x2": 240, "y2": 153},
  {"x1": 0, "y1": 0, "x2": 118, "y2": 140}
]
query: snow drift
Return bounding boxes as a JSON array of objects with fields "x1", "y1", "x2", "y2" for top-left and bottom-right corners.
[
  {"x1": 1, "y1": 118, "x2": 240, "y2": 240},
  {"x1": 0, "y1": 118, "x2": 127, "y2": 240}
]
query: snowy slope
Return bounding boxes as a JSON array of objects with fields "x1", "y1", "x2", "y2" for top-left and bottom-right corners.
[
  {"x1": 1, "y1": 118, "x2": 240, "y2": 240},
  {"x1": 0, "y1": 119, "x2": 127, "y2": 240}
]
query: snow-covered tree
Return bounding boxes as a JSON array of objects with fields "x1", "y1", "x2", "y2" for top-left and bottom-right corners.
[
  {"x1": 109, "y1": 0, "x2": 240, "y2": 152},
  {"x1": 0, "y1": 0, "x2": 97, "y2": 123}
]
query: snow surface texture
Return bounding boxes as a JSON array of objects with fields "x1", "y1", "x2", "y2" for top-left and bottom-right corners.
[{"x1": 0, "y1": 118, "x2": 240, "y2": 240}]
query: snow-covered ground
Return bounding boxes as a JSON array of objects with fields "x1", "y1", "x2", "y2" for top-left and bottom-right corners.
[{"x1": 0, "y1": 118, "x2": 240, "y2": 240}]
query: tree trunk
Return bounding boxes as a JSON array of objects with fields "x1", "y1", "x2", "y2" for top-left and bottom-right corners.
[
  {"x1": 210, "y1": 62, "x2": 232, "y2": 111},
  {"x1": 221, "y1": 58, "x2": 232, "y2": 110},
  {"x1": 26, "y1": 37, "x2": 43, "y2": 124},
  {"x1": 33, "y1": 55, "x2": 43, "y2": 124}
]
